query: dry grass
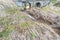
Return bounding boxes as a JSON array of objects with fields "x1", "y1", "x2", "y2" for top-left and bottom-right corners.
[{"x1": 0, "y1": 6, "x2": 60, "y2": 40}]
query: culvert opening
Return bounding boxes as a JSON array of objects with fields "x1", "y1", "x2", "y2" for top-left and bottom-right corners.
[
  {"x1": 36, "y1": 2, "x2": 41, "y2": 7},
  {"x1": 26, "y1": 3, "x2": 31, "y2": 9}
]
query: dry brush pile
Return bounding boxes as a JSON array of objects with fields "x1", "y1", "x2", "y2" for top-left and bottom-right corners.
[
  {"x1": 0, "y1": 0, "x2": 60, "y2": 40},
  {"x1": 0, "y1": 7, "x2": 60, "y2": 40}
]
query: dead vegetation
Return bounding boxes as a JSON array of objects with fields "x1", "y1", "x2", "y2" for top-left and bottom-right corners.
[
  {"x1": 25, "y1": 6, "x2": 60, "y2": 35},
  {"x1": 0, "y1": 0, "x2": 60, "y2": 39},
  {"x1": 0, "y1": 7, "x2": 60, "y2": 40}
]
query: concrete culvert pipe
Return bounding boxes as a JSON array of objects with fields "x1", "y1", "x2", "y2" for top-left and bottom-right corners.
[
  {"x1": 36, "y1": 2, "x2": 41, "y2": 7},
  {"x1": 25, "y1": 3, "x2": 31, "y2": 9}
]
